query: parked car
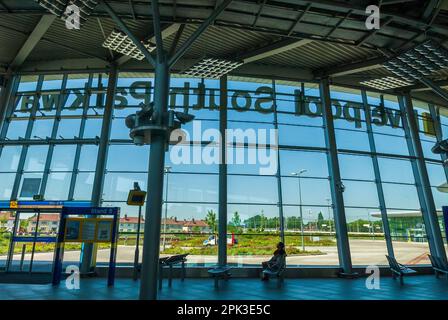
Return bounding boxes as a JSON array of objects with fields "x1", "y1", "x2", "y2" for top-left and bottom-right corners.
[{"x1": 203, "y1": 234, "x2": 238, "y2": 246}]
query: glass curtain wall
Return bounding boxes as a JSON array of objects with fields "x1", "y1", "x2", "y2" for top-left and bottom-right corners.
[
  {"x1": 0, "y1": 73, "x2": 106, "y2": 267},
  {"x1": 412, "y1": 99, "x2": 448, "y2": 257},
  {"x1": 0, "y1": 72, "x2": 445, "y2": 268}
]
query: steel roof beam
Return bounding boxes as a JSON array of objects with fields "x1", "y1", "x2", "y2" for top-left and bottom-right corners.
[
  {"x1": 0, "y1": 21, "x2": 107, "y2": 63},
  {"x1": 152, "y1": 0, "x2": 165, "y2": 61},
  {"x1": 422, "y1": 0, "x2": 441, "y2": 20},
  {"x1": 324, "y1": 9, "x2": 352, "y2": 40},
  {"x1": 252, "y1": 0, "x2": 267, "y2": 27},
  {"x1": 116, "y1": 23, "x2": 181, "y2": 66},
  {"x1": 168, "y1": 0, "x2": 233, "y2": 67},
  {"x1": 128, "y1": 0, "x2": 136, "y2": 20},
  {"x1": 356, "y1": 16, "x2": 394, "y2": 47},
  {"x1": 101, "y1": 0, "x2": 156, "y2": 67},
  {"x1": 169, "y1": 24, "x2": 185, "y2": 57},
  {"x1": 287, "y1": 3, "x2": 311, "y2": 36},
  {"x1": 0, "y1": 0, "x2": 10, "y2": 12},
  {"x1": 238, "y1": 38, "x2": 312, "y2": 63},
  {"x1": 2, "y1": 1, "x2": 448, "y2": 36},
  {"x1": 316, "y1": 56, "x2": 387, "y2": 77},
  {"x1": 418, "y1": 77, "x2": 448, "y2": 104},
  {"x1": 381, "y1": 0, "x2": 418, "y2": 4},
  {"x1": 397, "y1": 79, "x2": 448, "y2": 92},
  {"x1": 2, "y1": 2, "x2": 447, "y2": 50},
  {"x1": 10, "y1": 14, "x2": 55, "y2": 69}
]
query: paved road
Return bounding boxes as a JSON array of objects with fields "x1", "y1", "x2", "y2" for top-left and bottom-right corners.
[{"x1": 1, "y1": 239, "x2": 438, "y2": 269}]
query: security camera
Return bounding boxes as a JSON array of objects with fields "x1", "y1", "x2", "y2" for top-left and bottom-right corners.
[
  {"x1": 137, "y1": 102, "x2": 154, "y2": 119},
  {"x1": 432, "y1": 139, "x2": 448, "y2": 154},
  {"x1": 125, "y1": 114, "x2": 136, "y2": 129},
  {"x1": 174, "y1": 112, "x2": 195, "y2": 124}
]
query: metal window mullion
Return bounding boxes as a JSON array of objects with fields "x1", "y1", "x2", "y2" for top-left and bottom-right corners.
[
  {"x1": 0, "y1": 74, "x2": 17, "y2": 136},
  {"x1": 273, "y1": 79, "x2": 285, "y2": 244},
  {"x1": 428, "y1": 104, "x2": 448, "y2": 182},
  {"x1": 398, "y1": 95, "x2": 433, "y2": 249},
  {"x1": 0, "y1": 76, "x2": 20, "y2": 138},
  {"x1": 10, "y1": 75, "x2": 44, "y2": 201},
  {"x1": 361, "y1": 90, "x2": 394, "y2": 258},
  {"x1": 68, "y1": 74, "x2": 93, "y2": 200},
  {"x1": 319, "y1": 78, "x2": 353, "y2": 275},
  {"x1": 218, "y1": 75, "x2": 227, "y2": 266},
  {"x1": 80, "y1": 66, "x2": 118, "y2": 274},
  {"x1": 39, "y1": 75, "x2": 69, "y2": 197},
  {"x1": 0, "y1": 75, "x2": 20, "y2": 160},
  {"x1": 91, "y1": 68, "x2": 117, "y2": 207},
  {"x1": 399, "y1": 94, "x2": 447, "y2": 263}
]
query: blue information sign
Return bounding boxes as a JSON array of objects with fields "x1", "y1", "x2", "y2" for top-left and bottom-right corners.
[
  {"x1": 13, "y1": 236, "x2": 56, "y2": 243},
  {"x1": 52, "y1": 206, "x2": 119, "y2": 287},
  {"x1": 0, "y1": 200, "x2": 91, "y2": 208}
]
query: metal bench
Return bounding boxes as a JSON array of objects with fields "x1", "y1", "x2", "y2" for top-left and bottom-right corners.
[
  {"x1": 261, "y1": 254, "x2": 287, "y2": 288},
  {"x1": 386, "y1": 255, "x2": 416, "y2": 285},
  {"x1": 208, "y1": 266, "x2": 232, "y2": 289},
  {"x1": 158, "y1": 254, "x2": 188, "y2": 290},
  {"x1": 428, "y1": 254, "x2": 448, "y2": 279}
]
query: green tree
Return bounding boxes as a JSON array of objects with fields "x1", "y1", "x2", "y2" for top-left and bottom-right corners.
[
  {"x1": 205, "y1": 210, "x2": 217, "y2": 235},
  {"x1": 20, "y1": 219, "x2": 29, "y2": 233},
  {"x1": 230, "y1": 211, "x2": 241, "y2": 227},
  {"x1": 0, "y1": 216, "x2": 7, "y2": 229},
  {"x1": 317, "y1": 212, "x2": 325, "y2": 230}
]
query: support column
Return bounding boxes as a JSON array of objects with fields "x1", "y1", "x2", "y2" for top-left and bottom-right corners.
[
  {"x1": 401, "y1": 93, "x2": 447, "y2": 263},
  {"x1": 272, "y1": 79, "x2": 285, "y2": 243},
  {"x1": 139, "y1": 59, "x2": 170, "y2": 300},
  {"x1": 80, "y1": 66, "x2": 118, "y2": 273},
  {"x1": 218, "y1": 75, "x2": 227, "y2": 266},
  {"x1": 361, "y1": 91, "x2": 394, "y2": 258},
  {"x1": 319, "y1": 78, "x2": 353, "y2": 275}
]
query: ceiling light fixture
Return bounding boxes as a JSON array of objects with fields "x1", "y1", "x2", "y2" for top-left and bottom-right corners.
[
  {"x1": 183, "y1": 58, "x2": 243, "y2": 79},
  {"x1": 383, "y1": 40, "x2": 448, "y2": 81},
  {"x1": 35, "y1": 0, "x2": 99, "y2": 23},
  {"x1": 360, "y1": 76, "x2": 413, "y2": 91},
  {"x1": 102, "y1": 29, "x2": 156, "y2": 60}
]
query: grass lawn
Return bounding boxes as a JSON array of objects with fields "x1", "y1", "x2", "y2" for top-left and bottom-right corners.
[{"x1": 0, "y1": 231, "x2": 337, "y2": 256}]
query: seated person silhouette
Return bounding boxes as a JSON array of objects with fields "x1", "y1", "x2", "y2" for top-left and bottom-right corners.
[{"x1": 261, "y1": 242, "x2": 286, "y2": 281}]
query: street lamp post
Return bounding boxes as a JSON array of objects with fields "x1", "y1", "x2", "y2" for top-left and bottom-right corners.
[
  {"x1": 308, "y1": 209, "x2": 313, "y2": 231},
  {"x1": 367, "y1": 209, "x2": 374, "y2": 240},
  {"x1": 326, "y1": 198, "x2": 332, "y2": 233},
  {"x1": 292, "y1": 169, "x2": 307, "y2": 252},
  {"x1": 162, "y1": 166, "x2": 171, "y2": 251}
]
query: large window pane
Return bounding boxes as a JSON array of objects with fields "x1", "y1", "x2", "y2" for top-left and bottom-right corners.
[
  {"x1": 282, "y1": 177, "x2": 330, "y2": 206},
  {"x1": 50, "y1": 145, "x2": 76, "y2": 171},
  {"x1": 0, "y1": 146, "x2": 22, "y2": 172},
  {"x1": 382, "y1": 183, "x2": 420, "y2": 210},
  {"x1": 45, "y1": 172, "x2": 71, "y2": 200},
  {"x1": 107, "y1": 145, "x2": 149, "y2": 172},
  {"x1": 23, "y1": 146, "x2": 48, "y2": 172},
  {"x1": 228, "y1": 176, "x2": 277, "y2": 204}
]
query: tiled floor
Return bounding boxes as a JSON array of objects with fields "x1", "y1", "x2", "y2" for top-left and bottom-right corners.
[{"x1": 0, "y1": 275, "x2": 447, "y2": 300}]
